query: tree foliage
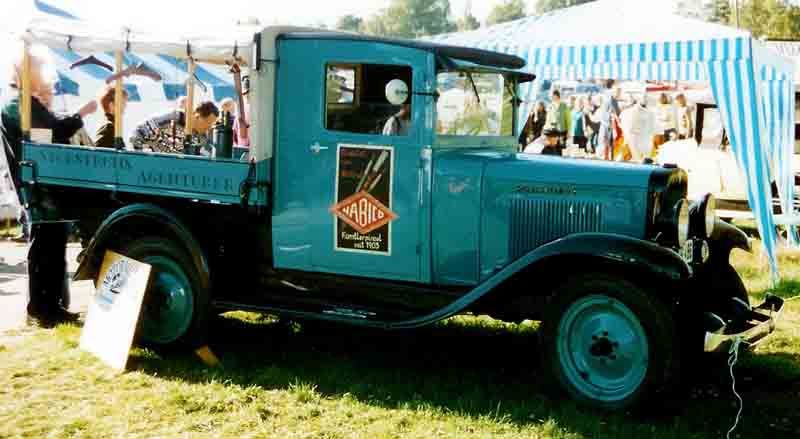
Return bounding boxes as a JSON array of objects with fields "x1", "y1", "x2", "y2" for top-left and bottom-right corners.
[
  {"x1": 534, "y1": 0, "x2": 595, "y2": 15},
  {"x1": 457, "y1": 11, "x2": 480, "y2": 31},
  {"x1": 736, "y1": 0, "x2": 800, "y2": 39},
  {"x1": 336, "y1": 15, "x2": 364, "y2": 33},
  {"x1": 363, "y1": 0, "x2": 457, "y2": 38},
  {"x1": 486, "y1": 0, "x2": 526, "y2": 26},
  {"x1": 703, "y1": 0, "x2": 731, "y2": 23}
]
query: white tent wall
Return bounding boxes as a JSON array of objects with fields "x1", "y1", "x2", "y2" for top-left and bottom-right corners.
[{"x1": 430, "y1": 0, "x2": 795, "y2": 277}]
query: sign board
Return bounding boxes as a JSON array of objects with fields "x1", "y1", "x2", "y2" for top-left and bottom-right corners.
[
  {"x1": 80, "y1": 250, "x2": 151, "y2": 372},
  {"x1": 330, "y1": 144, "x2": 397, "y2": 255}
]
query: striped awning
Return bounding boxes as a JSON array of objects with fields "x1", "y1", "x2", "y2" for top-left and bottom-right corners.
[
  {"x1": 7, "y1": 0, "x2": 238, "y2": 104},
  {"x1": 430, "y1": 0, "x2": 796, "y2": 277}
]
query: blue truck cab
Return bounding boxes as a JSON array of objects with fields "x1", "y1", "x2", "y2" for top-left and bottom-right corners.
[{"x1": 19, "y1": 27, "x2": 783, "y2": 410}]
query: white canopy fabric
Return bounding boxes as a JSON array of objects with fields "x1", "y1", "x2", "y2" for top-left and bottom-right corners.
[
  {"x1": 430, "y1": 0, "x2": 796, "y2": 277},
  {"x1": 10, "y1": 1, "x2": 257, "y2": 66},
  {"x1": 0, "y1": 1, "x2": 251, "y2": 141}
]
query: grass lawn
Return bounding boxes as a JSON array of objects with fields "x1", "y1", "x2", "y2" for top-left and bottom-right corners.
[{"x1": 1, "y1": 245, "x2": 798, "y2": 438}]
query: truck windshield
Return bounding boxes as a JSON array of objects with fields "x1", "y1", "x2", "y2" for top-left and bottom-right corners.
[{"x1": 436, "y1": 72, "x2": 514, "y2": 137}]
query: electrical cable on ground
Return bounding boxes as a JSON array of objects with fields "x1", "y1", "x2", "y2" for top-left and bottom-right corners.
[{"x1": 726, "y1": 337, "x2": 744, "y2": 439}]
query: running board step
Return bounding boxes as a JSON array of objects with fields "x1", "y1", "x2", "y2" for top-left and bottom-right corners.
[{"x1": 212, "y1": 300, "x2": 412, "y2": 328}]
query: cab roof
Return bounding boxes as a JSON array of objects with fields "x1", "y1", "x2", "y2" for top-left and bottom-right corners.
[{"x1": 278, "y1": 30, "x2": 529, "y2": 72}]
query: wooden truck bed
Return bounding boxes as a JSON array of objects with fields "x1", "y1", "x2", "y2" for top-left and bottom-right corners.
[{"x1": 21, "y1": 143, "x2": 253, "y2": 205}]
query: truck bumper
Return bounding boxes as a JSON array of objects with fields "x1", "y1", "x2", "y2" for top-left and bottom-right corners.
[{"x1": 704, "y1": 295, "x2": 784, "y2": 353}]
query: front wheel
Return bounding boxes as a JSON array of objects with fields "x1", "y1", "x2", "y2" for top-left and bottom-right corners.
[
  {"x1": 118, "y1": 236, "x2": 210, "y2": 349},
  {"x1": 540, "y1": 274, "x2": 681, "y2": 410}
]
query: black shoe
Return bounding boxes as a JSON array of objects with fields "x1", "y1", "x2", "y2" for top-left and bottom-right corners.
[
  {"x1": 49, "y1": 309, "x2": 81, "y2": 325},
  {"x1": 26, "y1": 313, "x2": 56, "y2": 329},
  {"x1": 26, "y1": 309, "x2": 80, "y2": 328}
]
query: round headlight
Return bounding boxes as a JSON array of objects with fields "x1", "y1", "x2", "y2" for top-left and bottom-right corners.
[
  {"x1": 704, "y1": 195, "x2": 717, "y2": 238},
  {"x1": 677, "y1": 199, "x2": 690, "y2": 247}
]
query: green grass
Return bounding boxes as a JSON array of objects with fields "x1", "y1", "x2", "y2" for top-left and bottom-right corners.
[{"x1": 1, "y1": 246, "x2": 799, "y2": 438}]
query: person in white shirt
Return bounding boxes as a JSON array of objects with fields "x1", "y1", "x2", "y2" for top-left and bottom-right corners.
[
  {"x1": 619, "y1": 94, "x2": 656, "y2": 162},
  {"x1": 675, "y1": 93, "x2": 693, "y2": 140},
  {"x1": 383, "y1": 103, "x2": 411, "y2": 136}
]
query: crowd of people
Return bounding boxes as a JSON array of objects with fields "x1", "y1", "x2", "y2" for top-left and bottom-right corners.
[{"x1": 519, "y1": 81, "x2": 696, "y2": 162}]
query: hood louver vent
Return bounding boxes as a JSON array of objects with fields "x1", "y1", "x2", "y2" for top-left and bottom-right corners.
[{"x1": 509, "y1": 198, "x2": 605, "y2": 259}]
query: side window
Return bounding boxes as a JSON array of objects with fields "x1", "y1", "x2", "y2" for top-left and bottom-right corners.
[
  {"x1": 327, "y1": 65, "x2": 358, "y2": 107},
  {"x1": 325, "y1": 63, "x2": 412, "y2": 136}
]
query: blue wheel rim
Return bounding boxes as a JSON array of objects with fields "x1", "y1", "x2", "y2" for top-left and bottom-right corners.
[
  {"x1": 139, "y1": 255, "x2": 194, "y2": 344},
  {"x1": 556, "y1": 294, "x2": 649, "y2": 403}
]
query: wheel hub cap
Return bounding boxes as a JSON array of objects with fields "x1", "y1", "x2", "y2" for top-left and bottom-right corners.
[
  {"x1": 140, "y1": 256, "x2": 194, "y2": 344},
  {"x1": 557, "y1": 295, "x2": 649, "y2": 403}
]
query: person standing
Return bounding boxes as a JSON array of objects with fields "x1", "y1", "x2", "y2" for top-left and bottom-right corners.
[
  {"x1": 518, "y1": 101, "x2": 547, "y2": 147},
  {"x1": 598, "y1": 86, "x2": 622, "y2": 160},
  {"x1": 675, "y1": 93, "x2": 693, "y2": 140},
  {"x1": 587, "y1": 95, "x2": 603, "y2": 152},
  {"x1": 545, "y1": 90, "x2": 570, "y2": 142},
  {"x1": 1, "y1": 42, "x2": 97, "y2": 326},
  {"x1": 653, "y1": 93, "x2": 677, "y2": 153},
  {"x1": 619, "y1": 95, "x2": 656, "y2": 162},
  {"x1": 570, "y1": 97, "x2": 588, "y2": 150}
]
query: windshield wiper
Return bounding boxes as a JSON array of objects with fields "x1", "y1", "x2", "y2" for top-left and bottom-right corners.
[
  {"x1": 466, "y1": 72, "x2": 480, "y2": 104},
  {"x1": 505, "y1": 80, "x2": 522, "y2": 106}
]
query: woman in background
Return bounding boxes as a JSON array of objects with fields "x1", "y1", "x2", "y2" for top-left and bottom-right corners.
[{"x1": 518, "y1": 101, "x2": 547, "y2": 148}]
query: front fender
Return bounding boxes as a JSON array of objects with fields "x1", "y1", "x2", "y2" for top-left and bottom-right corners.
[
  {"x1": 74, "y1": 203, "x2": 210, "y2": 291},
  {"x1": 709, "y1": 219, "x2": 752, "y2": 253},
  {"x1": 387, "y1": 233, "x2": 689, "y2": 329}
]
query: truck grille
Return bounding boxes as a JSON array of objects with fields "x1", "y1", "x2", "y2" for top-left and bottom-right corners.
[{"x1": 509, "y1": 198, "x2": 604, "y2": 259}]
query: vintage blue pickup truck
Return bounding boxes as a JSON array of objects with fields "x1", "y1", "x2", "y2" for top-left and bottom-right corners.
[{"x1": 17, "y1": 27, "x2": 783, "y2": 409}]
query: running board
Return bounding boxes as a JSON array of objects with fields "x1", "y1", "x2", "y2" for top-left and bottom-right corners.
[{"x1": 213, "y1": 300, "x2": 399, "y2": 329}]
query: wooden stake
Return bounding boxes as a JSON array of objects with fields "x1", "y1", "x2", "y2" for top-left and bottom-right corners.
[
  {"x1": 114, "y1": 50, "x2": 124, "y2": 148},
  {"x1": 195, "y1": 345, "x2": 220, "y2": 367},
  {"x1": 20, "y1": 41, "x2": 32, "y2": 141},
  {"x1": 185, "y1": 58, "x2": 195, "y2": 139}
]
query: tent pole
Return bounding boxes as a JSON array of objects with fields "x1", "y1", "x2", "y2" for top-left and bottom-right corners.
[
  {"x1": 114, "y1": 50, "x2": 124, "y2": 149},
  {"x1": 184, "y1": 58, "x2": 195, "y2": 154},
  {"x1": 20, "y1": 41, "x2": 32, "y2": 142}
]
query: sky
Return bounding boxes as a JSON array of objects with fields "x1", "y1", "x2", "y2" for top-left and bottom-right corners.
[{"x1": 45, "y1": 0, "x2": 516, "y2": 29}]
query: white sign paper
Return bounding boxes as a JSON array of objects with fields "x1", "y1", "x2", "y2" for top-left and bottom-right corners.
[{"x1": 79, "y1": 250, "x2": 151, "y2": 372}]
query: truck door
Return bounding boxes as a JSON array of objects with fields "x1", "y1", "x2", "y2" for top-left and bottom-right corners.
[{"x1": 276, "y1": 39, "x2": 428, "y2": 282}]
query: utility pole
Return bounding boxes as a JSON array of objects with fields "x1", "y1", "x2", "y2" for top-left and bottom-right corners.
[{"x1": 733, "y1": 0, "x2": 740, "y2": 28}]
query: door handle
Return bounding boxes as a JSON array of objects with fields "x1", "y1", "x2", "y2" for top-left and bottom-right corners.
[{"x1": 310, "y1": 142, "x2": 329, "y2": 154}]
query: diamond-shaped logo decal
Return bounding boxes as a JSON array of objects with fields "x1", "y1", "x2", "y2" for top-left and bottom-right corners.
[{"x1": 330, "y1": 191, "x2": 398, "y2": 235}]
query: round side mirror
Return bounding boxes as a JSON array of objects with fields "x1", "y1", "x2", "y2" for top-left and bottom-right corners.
[{"x1": 385, "y1": 79, "x2": 409, "y2": 105}]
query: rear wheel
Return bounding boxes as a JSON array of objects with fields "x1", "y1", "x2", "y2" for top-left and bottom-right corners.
[
  {"x1": 541, "y1": 274, "x2": 681, "y2": 410},
  {"x1": 118, "y1": 237, "x2": 210, "y2": 349}
]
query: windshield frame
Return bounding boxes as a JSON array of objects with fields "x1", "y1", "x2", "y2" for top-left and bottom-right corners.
[{"x1": 433, "y1": 67, "x2": 521, "y2": 149}]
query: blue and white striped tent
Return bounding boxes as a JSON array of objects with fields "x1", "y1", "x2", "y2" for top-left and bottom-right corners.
[
  {"x1": 430, "y1": 0, "x2": 796, "y2": 276},
  {"x1": 1, "y1": 0, "x2": 242, "y2": 140},
  {"x1": 21, "y1": 0, "x2": 237, "y2": 102}
]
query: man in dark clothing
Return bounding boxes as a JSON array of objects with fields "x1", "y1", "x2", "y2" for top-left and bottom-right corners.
[{"x1": 1, "y1": 44, "x2": 97, "y2": 327}]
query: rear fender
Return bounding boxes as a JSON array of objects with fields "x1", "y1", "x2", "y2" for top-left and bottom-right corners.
[{"x1": 74, "y1": 203, "x2": 210, "y2": 292}]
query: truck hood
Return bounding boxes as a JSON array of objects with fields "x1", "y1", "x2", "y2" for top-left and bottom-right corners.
[
  {"x1": 437, "y1": 149, "x2": 656, "y2": 188},
  {"x1": 432, "y1": 149, "x2": 657, "y2": 282}
]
